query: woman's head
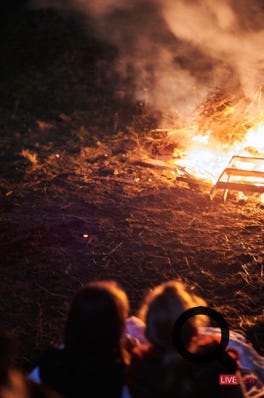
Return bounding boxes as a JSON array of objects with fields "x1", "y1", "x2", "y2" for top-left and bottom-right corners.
[
  {"x1": 139, "y1": 280, "x2": 207, "y2": 348},
  {"x1": 65, "y1": 280, "x2": 129, "y2": 357}
]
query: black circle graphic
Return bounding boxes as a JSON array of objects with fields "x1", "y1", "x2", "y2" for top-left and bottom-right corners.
[{"x1": 172, "y1": 306, "x2": 237, "y2": 372}]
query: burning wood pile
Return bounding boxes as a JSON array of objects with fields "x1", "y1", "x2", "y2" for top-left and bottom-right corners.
[{"x1": 144, "y1": 89, "x2": 264, "y2": 202}]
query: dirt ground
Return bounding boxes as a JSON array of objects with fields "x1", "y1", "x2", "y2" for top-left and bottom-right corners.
[{"x1": 0, "y1": 7, "x2": 263, "y2": 370}]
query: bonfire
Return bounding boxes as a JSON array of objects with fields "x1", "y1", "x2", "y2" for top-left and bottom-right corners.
[{"x1": 146, "y1": 88, "x2": 264, "y2": 202}]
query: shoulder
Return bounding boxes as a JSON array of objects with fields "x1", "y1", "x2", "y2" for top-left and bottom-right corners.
[
  {"x1": 28, "y1": 346, "x2": 64, "y2": 384},
  {"x1": 40, "y1": 346, "x2": 64, "y2": 368},
  {"x1": 130, "y1": 344, "x2": 164, "y2": 377},
  {"x1": 38, "y1": 347, "x2": 66, "y2": 388}
]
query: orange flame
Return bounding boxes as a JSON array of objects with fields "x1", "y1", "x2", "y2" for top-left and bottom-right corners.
[{"x1": 173, "y1": 121, "x2": 264, "y2": 183}]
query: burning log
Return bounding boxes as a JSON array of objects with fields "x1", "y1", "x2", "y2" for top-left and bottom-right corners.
[{"x1": 134, "y1": 158, "x2": 178, "y2": 171}]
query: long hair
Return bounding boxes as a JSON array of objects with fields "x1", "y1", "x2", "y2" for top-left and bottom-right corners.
[
  {"x1": 139, "y1": 280, "x2": 207, "y2": 349},
  {"x1": 40, "y1": 280, "x2": 129, "y2": 398},
  {"x1": 65, "y1": 280, "x2": 129, "y2": 361},
  {"x1": 136, "y1": 280, "x2": 208, "y2": 396}
]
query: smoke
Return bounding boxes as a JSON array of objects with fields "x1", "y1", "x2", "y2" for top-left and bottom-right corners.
[
  {"x1": 31, "y1": 0, "x2": 264, "y2": 118},
  {"x1": 162, "y1": 0, "x2": 264, "y2": 100}
]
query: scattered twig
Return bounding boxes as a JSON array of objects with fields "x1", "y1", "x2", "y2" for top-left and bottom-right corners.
[
  {"x1": 36, "y1": 303, "x2": 43, "y2": 346},
  {"x1": 188, "y1": 217, "x2": 196, "y2": 227},
  {"x1": 241, "y1": 264, "x2": 249, "y2": 275},
  {"x1": 105, "y1": 241, "x2": 123, "y2": 257},
  {"x1": 185, "y1": 256, "x2": 190, "y2": 269},
  {"x1": 35, "y1": 284, "x2": 68, "y2": 299},
  {"x1": 238, "y1": 272, "x2": 250, "y2": 285}
]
